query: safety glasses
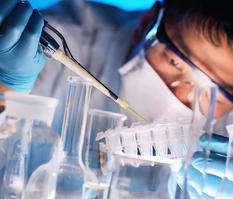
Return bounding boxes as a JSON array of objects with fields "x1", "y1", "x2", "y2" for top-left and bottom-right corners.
[{"x1": 156, "y1": 20, "x2": 233, "y2": 104}]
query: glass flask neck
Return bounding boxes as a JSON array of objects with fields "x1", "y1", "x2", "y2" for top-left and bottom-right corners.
[{"x1": 61, "y1": 76, "x2": 93, "y2": 157}]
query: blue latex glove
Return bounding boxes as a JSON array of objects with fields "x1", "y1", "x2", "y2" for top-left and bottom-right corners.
[
  {"x1": 176, "y1": 133, "x2": 233, "y2": 199},
  {"x1": 0, "y1": 0, "x2": 45, "y2": 91}
]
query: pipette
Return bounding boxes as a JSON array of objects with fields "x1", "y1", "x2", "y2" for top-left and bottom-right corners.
[{"x1": 40, "y1": 23, "x2": 148, "y2": 124}]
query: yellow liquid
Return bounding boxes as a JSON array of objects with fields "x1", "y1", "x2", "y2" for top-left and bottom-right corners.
[
  {"x1": 126, "y1": 106, "x2": 149, "y2": 124},
  {"x1": 117, "y1": 98, "x2": 148, "y2": 124}
]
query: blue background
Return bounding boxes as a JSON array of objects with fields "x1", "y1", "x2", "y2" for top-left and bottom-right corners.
[{"x1": 28, "y1": 0, "x2": 155, "y2": 10}]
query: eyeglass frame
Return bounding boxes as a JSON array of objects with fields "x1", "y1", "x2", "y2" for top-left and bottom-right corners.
[{"x1": 154, "y1": 19, "x2": 233, "y2": 103}]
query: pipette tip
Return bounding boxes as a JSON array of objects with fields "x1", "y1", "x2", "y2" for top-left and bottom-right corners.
[
  {"x1": 116, "y1": 98, "x2": 148, "y2": 124},
  {"x1": 126, "y1": 106, "x2": 149, "y2": 124}
]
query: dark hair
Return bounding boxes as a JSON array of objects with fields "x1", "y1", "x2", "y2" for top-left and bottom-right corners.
[{"x1": 163, "y1": 0, "x2": 233, "y2": 46}]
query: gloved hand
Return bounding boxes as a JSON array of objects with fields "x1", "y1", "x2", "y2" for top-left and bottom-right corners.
[
  {"x1": 176, "y1": 133, "x2": 233, "y2": 199},
  {"x1": 0, "y1": 0, "x2": 45, "y2": 91}
]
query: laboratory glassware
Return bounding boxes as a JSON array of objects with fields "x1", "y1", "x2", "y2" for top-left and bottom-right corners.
[
  {"x1": 107, "y1": 84, "x2": 218, "y2": 199},
  {"x1": 174, "y1": 84, "x2": 218, "y2": 199},
  {"x1": 105, "y1": 120, "x2": 189, "y2": 199},
  {"x1": 22, "y1": 142, "x2": 64, "y2": 199},
  {"x1": 100, "y1": 118, "x2": 191, "y2": 167},
  {"x1": 23, "y1": 76, "x2": 93, "y2": 199},
  {"x1": 0, "y1": 93, "x2": 58, "y2": 199},
  {"x1": 108, "y1": 153, "x2": 172, "y2": 199},
  {"x1": 82, "y1": 109, "x2": 126, "y2": 199},
  {"x1": 0, "y1": 111, "x2": 10, "y2": 189}
]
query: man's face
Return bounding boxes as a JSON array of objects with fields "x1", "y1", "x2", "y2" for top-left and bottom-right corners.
[{"x1": 146, "y1": 20, "x2": 233, "y2": 118}]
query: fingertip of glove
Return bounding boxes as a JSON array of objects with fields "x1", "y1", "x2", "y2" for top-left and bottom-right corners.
[
  {"x1": 199, "y1": 133, "x2": 228, "y2": 154},
  {"x1": 32, "y1": 9, "x2": 44, "y2": 23},
  {"x1": 17, "y1": 1, "x2": 34, "y2": 16},
  {"x1": 25, "y1": 10, "x2": 44, "y2": 36}
]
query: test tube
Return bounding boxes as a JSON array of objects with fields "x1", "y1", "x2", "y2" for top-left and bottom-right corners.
[
  {"x1": 167, "y1": 124, "x2": 187, "y2": 157},
  {"x1": 105, "y1": 129, "x2": 123, "y2": 154},
  {"x1": 151, "y1": 125, "x2": 168, "y2": 156},
  {"x1": 136, "y1": 127, "x2": 153, "y2": 156},
  {"x1": 120, "y1": 129, "x2": 137, "y2": 156}
]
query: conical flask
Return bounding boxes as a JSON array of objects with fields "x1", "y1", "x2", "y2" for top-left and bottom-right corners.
[
  {"x1": 56, "y1": 76, "x2": 93, "y2": 199},
  {"x1": 0, "y1": 93, "x2": 58, "y2": 199},
  {"x1": 23, "y1": 76, "x2": 93, "y2": 199}
]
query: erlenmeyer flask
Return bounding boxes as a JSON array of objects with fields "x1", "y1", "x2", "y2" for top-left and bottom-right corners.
[
  {"x1": 82, "y1": 109, "x2": 126, "y2": 199},
  {"x1": 29, "y1": 115, "x2": 60, "y2": 178},
  {"x1": 23, "y1": 76, "x2": 93, "y2": 199},
  {"x1": 0, "y1": 93, "x2": 58, "y2": 199}
]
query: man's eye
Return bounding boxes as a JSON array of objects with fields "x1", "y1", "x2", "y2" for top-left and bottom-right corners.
[{"x1": 163, "y1": 50, "x2": 183, "y2": 71}]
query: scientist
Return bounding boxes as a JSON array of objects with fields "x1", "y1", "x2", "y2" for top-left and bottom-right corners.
[{"x1": 0, "y1": 0, "x2": 233, "y2": 198}]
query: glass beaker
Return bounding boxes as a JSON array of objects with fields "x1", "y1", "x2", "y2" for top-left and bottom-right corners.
[
  {"x1": 0, "y1": 93, "x2": 58, "y2": 199},
  {"x1": 82, "y1": 109, "x2": 127, "y2": 199},
  {"x1": 23, "y1": 76, "x2": 93, "y2": 199},
  {"x1": 107, "y1": 125, "x2": 173, "y2": 199}
]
